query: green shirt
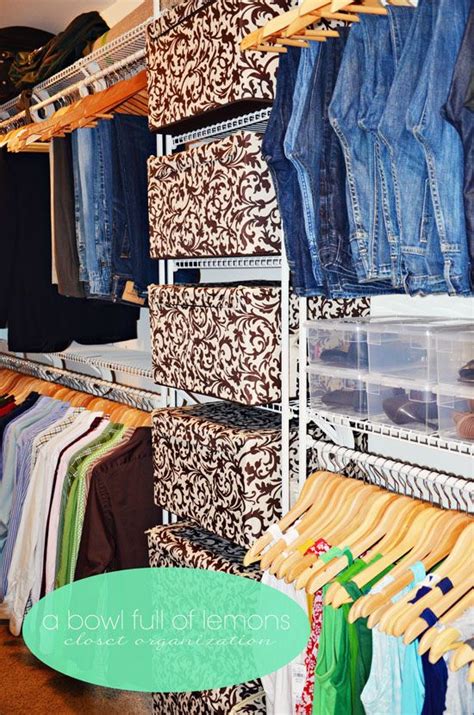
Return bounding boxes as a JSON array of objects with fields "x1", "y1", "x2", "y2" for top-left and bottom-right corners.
[
  {"x1": 55, "y1": 422, "x2": 124, "y2": 588},
  {"x1": 313, "y1": 554, "x2": 393, "y2": 715}
]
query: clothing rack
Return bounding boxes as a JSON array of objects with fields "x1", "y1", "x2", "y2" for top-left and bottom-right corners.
[
  {"x1": 309, "y1": 437, "x2": 474, "y2": 513},
  {"x1": 0, "y1": 18, "x2": 152, "y2": 132},
  {"x1": 0, "y1": 353, "x2": 164, "y2": 412}
]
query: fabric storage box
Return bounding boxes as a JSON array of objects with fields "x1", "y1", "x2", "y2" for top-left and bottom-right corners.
[
  {"x1": 436, "y1": 329, "x2": 474, "y2": 386},
  {"x1": 367, "y1": 320, "x2": 472, "y2": 384},
  {"x1": 437, "y1": 384, "x2": 474, "y2": 442},
  {"x1": 367, "y1": 376, "x2": 438, "y2": 434},
  {"x1": 152, "y1": 402, "x2": 284, "y2": 547},
  {"x1": 148, "y1": 131, "x2": 281, "y2": 259},
  {"x1": 148, "y1": 283, "x2": 281, "y2": 405},
  {"x1": 152, "y1": 689, "x2": 266, "y2": 714},
  {"x1": 148, "y1": 523, "x2": 265, "y2": 714},
  {"x1": 146, "y1": 0, "x2": 288, "y2": 130},
  {"x1": 308, "y1": 366, "x2": 368, "y2": 417}
]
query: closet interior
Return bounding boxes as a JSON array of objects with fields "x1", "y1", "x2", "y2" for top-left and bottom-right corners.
[{"x1": 0, "y1": 0, "x2": 472, "y2": 712}]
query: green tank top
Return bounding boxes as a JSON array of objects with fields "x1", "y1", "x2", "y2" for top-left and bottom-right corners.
[{"x1": 313, "y1": 553, "x2": 393, "y2": 715}]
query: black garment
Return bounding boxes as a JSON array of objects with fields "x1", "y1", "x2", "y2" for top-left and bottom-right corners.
[
  {"x1": 2, "y1": 151, "x2": 139, "y2": 352},
  {"x1": 0, "y1": 149, "x2": 16, "y2": 326},
  {"x1": 75, "y1": 427, "x2": 162, "y2": 579},
  {"x1": 0, "y1": 26, "x2": 53, "y2": 102},
  {"x1": 51, "y1": 137, "x2": 85, "y2": 299},
  {"x1": 8, "y1": 13, "x2": 108, "y2": 90},
  {"x1": 0, "y1": 392, "x2": 40, "y2": 441}
]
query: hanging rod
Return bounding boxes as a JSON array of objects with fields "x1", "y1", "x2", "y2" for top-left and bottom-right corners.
[
  {"x1": 170, "y1": 108, "x2": 273, "y2": 148},
  {"x1": 309, "y1": 437, "x2": 474, "y2": 513},
  {"x1": 0, "y1": 353, "x2": 164, "y2": 412},
  {"x1": 0, "y1": 17, "x2": 152, "y2": 129}
]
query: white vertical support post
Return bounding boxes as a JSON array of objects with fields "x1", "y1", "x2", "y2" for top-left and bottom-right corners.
[
  {"x1": 281, "y1": 240, "x2": 291, "y2": 515},
  {"x1": 298, "y1": 297, "x2": 308, "y2": 490}
]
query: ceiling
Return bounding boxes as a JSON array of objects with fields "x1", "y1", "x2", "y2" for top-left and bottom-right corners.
[{"x1": 0, "y1": 0, "x2": 117, "y2": 34}]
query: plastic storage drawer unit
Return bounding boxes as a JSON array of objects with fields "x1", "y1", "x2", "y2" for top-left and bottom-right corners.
[
  {"x1": 367, "y1": 376, "x2": 438, "y2": 434},
  {"x1": 436, "y1": 329, "x2": 474, "y2": 387},
  {"x1": 306, "y1": 318, "x2": 372, "y2": 372},
  {"x1": 367, "y1": 321, "x2": 472, "y2": 384},
  {"x1": 308, "y1": 366, "x2": 368, "y2": 417},
  {"x1": 437, "y1": 384, "x2": 474, "y2": 442}
]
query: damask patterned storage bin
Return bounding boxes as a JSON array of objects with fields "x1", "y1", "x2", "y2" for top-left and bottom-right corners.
[
  {"x1": 152, "y1": 402, "x2": 283, "y2": 547},
  {"x1": 148, "y1": 523, "x2": 265, "y2": 714},
  {"x1": 148, "y1": 283, "x2": 281, "y2": 404},
  {"x1": 146, "y1": 0, "x2": 288, "y2": 130},
  {"x1": 148, "y1": 131, "x2": 281, "y2": 259}
]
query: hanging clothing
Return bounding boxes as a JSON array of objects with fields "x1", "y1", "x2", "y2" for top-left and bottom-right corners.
[
  {"x1": 261, "y1": 571, "x2": 308, "y2": 715},
  {"x1": 75, "y1": 427, "x2": 162, "y2": 578},
  {"x1": 2, "y1": 151, "x2": 139, "y2": 352},
  {"x1": 361, "y1": 563, "x2": 426, "y2": 715}
]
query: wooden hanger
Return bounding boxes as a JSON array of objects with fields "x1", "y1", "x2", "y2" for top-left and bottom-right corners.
[
  {"x1": 344, "y1": 508, "x2": 467, "y2": 617},
  {"x1": 244, "y1": 471, "x2": 336, "y2": 566},
  {"x1": 354, "y1": 511, "x2": 471, "y2": 625},
  {"x1": 265, "y1": 476, "x2": 361, "y2": 574},
  {"x1": 328, "y1": 499, "x2": 433, "y2": 610},
  {"x1": 278, "y1": 483, "x2": 382, "y2": 582},
  {"x1": 404, "y1": 588, "x2": 474, "y2": 648},
  {"x1": 378, "y1": 525, "x2": 474, "y2": 636},
  {"x1": 357, "y1": 512, "x2": 472, "y2": 628},
  {"x1": 303, "y1": 491, "x2": 401, "y2": 594},
  {"x1": 450, "y1": 643, "x2": 474, "y2": 672}
]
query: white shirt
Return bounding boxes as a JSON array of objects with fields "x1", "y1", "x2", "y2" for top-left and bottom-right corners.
[
  {"x1": 4, "y1": 412, "x2": 105, "y2": 635},
  {"x1": 261, "y1": 572, "x2": 308, "y2": 715}
]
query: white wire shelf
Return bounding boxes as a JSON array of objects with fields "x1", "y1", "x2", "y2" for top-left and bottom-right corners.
[
  {"x1": 307, "y1": 406, "x2": 474, "y2": 458},
  {"x1": 50, "y1": 346, "x2": 154, "y2": 379},
  {"x1": 171, "y1": 108, "x2": 272, "y2": 148},
  {"x1": 0, "y1": 18, "x2": 152, "y2": 127},
  {"x1": 170, "y1": 256, "x2": 282, "y2": 270}
]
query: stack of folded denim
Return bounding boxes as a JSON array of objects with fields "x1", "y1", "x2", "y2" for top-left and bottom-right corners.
[{"x1": 264, "y1": 0, "x2": 473, "y2": 298}]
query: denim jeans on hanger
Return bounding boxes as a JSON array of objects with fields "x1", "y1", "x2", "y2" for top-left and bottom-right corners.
[
  {"x1": 443, "y1": 3, "x2": 474, "y2": 288},
  {"x1": 328, "y1": 17, "x2": 394, "y2": 285},
  {"x1": 71, "y1": 127, "x2": 94, "y2": 287},
  {"x1": 361, "y1": 7, "x2": 414, "y2": 288},
  {"x1": 112, "y1": 114, "x2": 158, "y2": 303},
  {"x1": 262, "y1": 48, "x2": 322, "y2": 296},
  {"x1": 72, "y1": 121, "x2": 115, "y2": 297},
  {"x1": 405, "y1": 0, "x2": 471, "y2": 296},
  {"x1": 378, "y1": 0, "x2": 445, "y2": 295},
  {"x1": 285, "y1": 37, "x2": 392, "y2": 297}
]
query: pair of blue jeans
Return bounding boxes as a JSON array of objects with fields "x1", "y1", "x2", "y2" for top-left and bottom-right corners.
[
  {"x1": 329, "y1": 15, "x2": 408, "y2": 286},
  {"x1": 111, "y1": 114, "x2": 158, "y2": 303},
  {"x1": 285, "y1": 34, "x2": 393, "y2": 297},
  {"x1": 379, "y1": 0, "x2": 471, "y2": 295},
  {"x1": 262, "y1": 47, "x2": 322, "y2": 296},
  {"x1": 444, "y1": 3, "x2": 474, "y2": 286},
  {"x1": 72, "y1": 121, "x2": 115, "y2": 296},
  {"x1": 72, "y1": 116, "x2": 157, "y2": 302}
]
